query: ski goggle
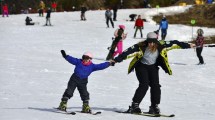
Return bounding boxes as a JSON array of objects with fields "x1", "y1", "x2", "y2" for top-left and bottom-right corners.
[{"x1": 82, "y1": 55, "x2": 92, "y2": 60}]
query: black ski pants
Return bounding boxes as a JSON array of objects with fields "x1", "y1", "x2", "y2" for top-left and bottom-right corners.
[
  {"x1": 133, "y1": 62, "x2": 161, "y2": 106},
  {"x1": 113, "y1": 11, "x2": 117, "y2": 21},
  {"x1": 106, "y1": 17, "x2": 114, "y2": 28},
  {"x1": 196, "y1": 47, "x2": 204, "y2": 64},
  {"x1": 161, "y1": 29, "x2": 167, "y2": 40},
  {"x1": 62, "y1": 74, "x2": 89, "y2": 102},
  {"x1": 46, "y1": 17, "x2": 51, "y2": 25},
  {"x1": 134, "y1": 27, "x2": 143, "y2": 38}
]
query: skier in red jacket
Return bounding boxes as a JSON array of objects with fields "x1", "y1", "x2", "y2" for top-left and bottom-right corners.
[
  {"x1": 2, "y1": 4, "x2": 9, "y2": 17},
  {"x1": 134, "y1": 15, "x2": 144, "y2": 38}
]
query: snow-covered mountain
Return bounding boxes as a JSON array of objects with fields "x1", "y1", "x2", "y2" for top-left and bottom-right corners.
[{"x1": 1, "y1": 5, "x2": 215, "y2": 120}]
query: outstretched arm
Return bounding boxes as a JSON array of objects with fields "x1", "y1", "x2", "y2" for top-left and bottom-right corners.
[
  {"x1": 163, "y1": 40, "x2": 195, "y2": 49},
  {"x1": 61, "y1": 50, "x2": 67, "y2": 58},
  {"x1": 114, "y1": 44, "x2": 140, "y2": 63},
  {"x1": 60, "y1": 50, "x2": 79, "y2": 65}
]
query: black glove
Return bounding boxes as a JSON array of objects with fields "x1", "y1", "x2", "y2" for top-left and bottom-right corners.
[
  {"x1": 110, "y1": 61, "x2": 115, "y2": 66},
  {"x1": 142, "y1": 27, "x2": 144, "y2": 29},
  {"x1": 154, "y1": 30, "x2": 159, "y2": 34},
  {"x1": 134, "y1": 26, "x2": 135, "y2": 29},
  {"x1": 61, "y1": 50, "x2": 67, "y2": 58}
]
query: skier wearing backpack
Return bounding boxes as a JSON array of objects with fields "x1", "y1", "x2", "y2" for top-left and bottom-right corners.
[
  {"x1": 113, "y1": 32, "x2": 195, "y2": 114},
  {"x1": 57, "y1": 50, "x2": 114, "y2": 113}
]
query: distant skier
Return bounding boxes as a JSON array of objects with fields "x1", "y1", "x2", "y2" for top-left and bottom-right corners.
[
  {"x1": 195, "y1": 28, "x2": 204, "y2": 65},
  {"x1": 129, "y1": 14, "x2": 137, "y2": 21},
  {"x1": 113, "y1": 5, "x2": 118, "y2": 21},
  {"x1": 134, "y1": 15, "x2": 144, "y2": 38},
  {"x1": 113, "y1": 25, "x2": 127, "y2": 57},
  {"x1": 143, "y1": 0, "x2": 149, "y2": 8},
  {"x1": 105, "y1": 8, "x2": 114, "y2": 28},
  {"x1": 25, "y1": 16, "x2": 35, "y2": 25},
  {"x1": 80, "y1": 6, "x2": 87, "y2": 21},
  {"x1": 39, "y1": 0, "x2": 45, "y2": 17},
  {"x1": 45, "y1": 8, "x2": 52, "y2": 26},
  {"x1": 57, "y1": 50, "x2": 114, "y2": 113},
  {"x1": 51, "y1": 1, "x2": 57, "y2": 12},
  {"x1": 2, "y1": 3, "x2": 9, "y2": 17},
  {"x1": 158, "y1": 16, "x2": 168, "y2": 40}
]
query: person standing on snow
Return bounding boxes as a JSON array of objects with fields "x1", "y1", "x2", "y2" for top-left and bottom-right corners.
[
  {"x1": 45, "y1": 8, "x2": 52, "y2": 26},
  {"x1": 51, "y1": 1, "x2": 57, "y2": 12},
  {"x1": 158, "y1": 16, "x2": 168, "y2": 40},
  {"x1": 80, "y1": 6, "x2": 87, "y2": 21},
  {"x1": 39, "y1": 0, "x2": 45, "y2": 17},
  {"x1": 57, "y1": 50, "x2": 114, "y2": 113},
  {"x1": 113, "y1": 32, "x2": 195, "y2": 114},
  {"x1": 195, "y1": 28, "x2": 204, "y2": 65},
  {"x1": 105, "y1": 8, "x2": 114, "y2": 28},
  {"x1": 134, "y1": 15, "x2": 144, "y2": 38},
  {"x1": 2, "y1": 3, "x2": 9, "y2": 17},
  {"x1": 113, "y1": 5, "x2": 118, "y2": 21},
  {"x1": 113, "y1": 25, "x2": 127, "y2": 57}
]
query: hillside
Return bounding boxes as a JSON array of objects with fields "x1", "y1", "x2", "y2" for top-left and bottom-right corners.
[{"x1": 153, "y1": 3, "x2": 215, "y2": 43}]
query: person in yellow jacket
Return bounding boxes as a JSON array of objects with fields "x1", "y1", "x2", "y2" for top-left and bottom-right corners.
[
  {"x1": 39, "y1": 1, "x2": 45, "y2": 17},
  {"x1": 113, "y1": 32, "x2": 195, "y2": 114}
]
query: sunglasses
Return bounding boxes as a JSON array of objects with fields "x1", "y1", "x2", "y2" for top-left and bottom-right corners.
[{"x1": 82, "y1": 55, "x2": 92, "y2": 60}]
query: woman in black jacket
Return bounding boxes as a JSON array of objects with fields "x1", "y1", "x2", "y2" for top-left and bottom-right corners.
[{"x1": 114, "y1": 32, "x2": 195, "y2": 114}]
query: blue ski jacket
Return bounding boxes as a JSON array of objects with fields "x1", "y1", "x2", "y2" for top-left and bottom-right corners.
[
  {"x1": 159, "y1": 19, "x2": 168, "y2": 30},
  {"x1": 65, "y1": 55, "x2": 110, "y2": 79}
]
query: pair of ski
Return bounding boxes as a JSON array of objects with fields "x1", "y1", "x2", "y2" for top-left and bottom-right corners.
[
  {"x1": 54, "y1": 107, "x2": 101, "y2": 115},
  {"x1": 115, "y1": 110, "x2": 175, "y2": 117}
]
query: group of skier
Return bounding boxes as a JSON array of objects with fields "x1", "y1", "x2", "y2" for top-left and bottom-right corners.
[
  {"x1": 54, "y1": 7, "x2": 208, "y2": 114},
  {"x1": 4, "y1": 2, "x2": 205, "y2": 115},
  {"x1": 57, "y1": 29, "x2": 197, "y2": 115},
  {"x1": 23, "y1": 5, "x2": 206, "y2": 114}
]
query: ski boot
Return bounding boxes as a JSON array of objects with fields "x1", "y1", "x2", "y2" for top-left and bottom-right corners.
[
  {"x1": 57, "y1": 97, "x2": 68, "y2": 111},
  {"x1": 81, "y1": 102, "x2": 91, "y2": 113},
  {"x1": 148, "y1": 104, "x2": 160, "y2": 114},
  {"x1": 126, "y1": 102, "x2": 141, "y2": 114}
]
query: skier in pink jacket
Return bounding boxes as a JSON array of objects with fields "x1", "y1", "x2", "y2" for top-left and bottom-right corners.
[{"x1": 113, "y1": 25, "x2": 127, "y2": 57}]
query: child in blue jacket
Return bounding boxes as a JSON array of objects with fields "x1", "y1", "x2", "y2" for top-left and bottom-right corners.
[{"x1": 58, "y1": 50, "x2": 114, "y2": 113}]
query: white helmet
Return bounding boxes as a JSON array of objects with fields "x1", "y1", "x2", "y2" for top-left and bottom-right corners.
[{"x1": 83, "y1": 52, "x2": 93, "y2": 59}]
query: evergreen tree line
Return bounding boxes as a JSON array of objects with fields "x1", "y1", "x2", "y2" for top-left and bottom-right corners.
[{"x1": 1, "y1": 0, "x2": 179, "y2": 14}]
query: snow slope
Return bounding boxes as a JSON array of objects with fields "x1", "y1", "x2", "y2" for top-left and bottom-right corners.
[{"x1": 0, "y1": 6, "x2": 215, "y2": 120}]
